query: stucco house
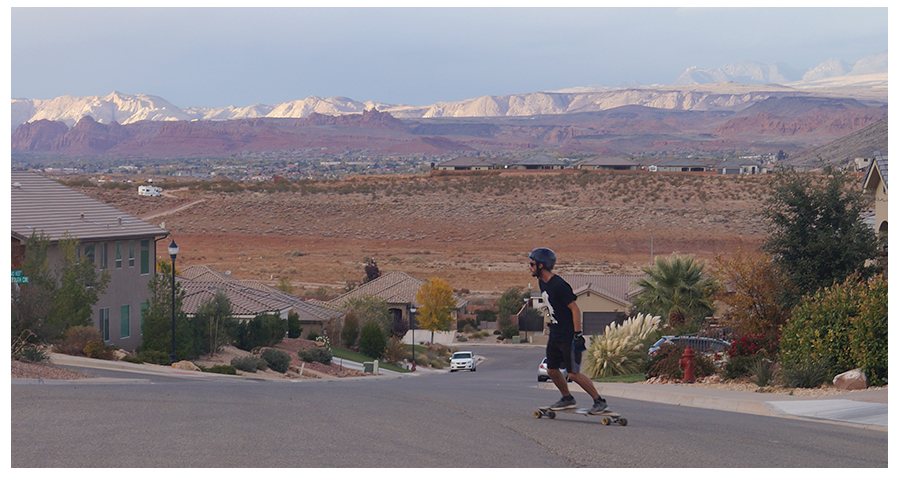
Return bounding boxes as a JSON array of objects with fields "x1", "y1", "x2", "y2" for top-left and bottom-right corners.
[
  {"x1": 327, "y1": 271, "x2": 468, "y2": 335},
  {"x1": 11, "y1": 171, "x2": 169, "y2": 351},
  {"x1": 434, "y1": 157, "x2": 496, "y2": 171},
  {"x1": 178, "y1": 265, "x2": 344, "y2": 336},
  {"x1": 863, "y1": 152, "x2": 888, "y2": 237},
  {"x1": 529, "y1": 274, "x2": 646, "y2": 336},
  {"x1": 504, "y1": 154, "x2": 566, "y2": 170},
  {"x1": 575, "y1": 155, "x2": 642, "y2": 171}
]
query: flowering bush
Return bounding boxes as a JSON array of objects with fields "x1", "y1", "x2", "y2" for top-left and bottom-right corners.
[{"x1": 727, "y1": 332, "x2": 780, "y2": 358}]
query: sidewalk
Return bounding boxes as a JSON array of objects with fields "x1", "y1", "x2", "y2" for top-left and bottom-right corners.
[{"x1": 561, "y1": 381, "x2": 888, "y2": 430}]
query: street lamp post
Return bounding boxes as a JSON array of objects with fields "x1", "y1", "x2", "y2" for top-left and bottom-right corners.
[
  {"x1": 410, "y1": 307, "x2": 417, "y2": 370},
  {"x1": 168, "y1": 240, "x2": 179, "y2": 365}
]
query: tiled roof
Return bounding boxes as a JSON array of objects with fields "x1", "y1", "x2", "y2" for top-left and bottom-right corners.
[
  {"x1": 558, "y1": 274, "x2": 647, "y2": 305},
  {"x1": 327, "y1": 271, "x2": 467, "y2": 310},
  {"x1": 179, "y1": 265, "x2": 343, "y2": 321},
  {"x1": 11, "y1": 171, "x2": 168, "y2": 243},
  {"x1": 437, "y1": 157, "x2": 495, "y2": 168},
  {"x1": 864, "y1": 154, "x2": 888, "y2": 191},
  {"x1": 577, "y1": 156, "x2": 640, "y2": 167}
]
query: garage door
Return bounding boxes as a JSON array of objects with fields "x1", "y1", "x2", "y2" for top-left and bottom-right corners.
[{"x1": 583, "y1": 312, "x2": 625, "y2": 336}]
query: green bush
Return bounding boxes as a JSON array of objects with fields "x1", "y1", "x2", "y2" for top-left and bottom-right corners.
[
  {"x1": 233, "y1": 314, "x2": 287, "y2": 352},
  {"x1": 14, "y1": 344, "x2": 49, "y2": 363},
  {"x1": 298, "y1": 347, "x2": 333, "y2": 365},
  {"x1": 780, "y1": 275, "x2": 887, "y2": 386},
  {"x1": 231, "y1": 356, "x2": 261, "y2": 373},
  {"x1": 782, "y1": 357, "x2": 832, "y2": 388},
  {"x1": 135, "y1": 350, "x2": 170, "y2": 365},
  {"x1": 83, "y1": 339, "x2": 116, "y2": 360},
  {"x1": 499, "y1": 325, "x2": 519, "y2": 340},
  {"x1": 261, "y1": 348, "x2": 292, "y2": 373},
  {"x1": 203, "y1": 365, "x2": 238, "y2": 375},
  {"x1": 750, "y1": 358, "x2": 776, "y2": 387},
  {"x1": 358, "y1": 321, "x2": 387, "y2": 359}
]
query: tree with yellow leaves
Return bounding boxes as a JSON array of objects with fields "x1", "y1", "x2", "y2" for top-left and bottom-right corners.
[{"x1": 415, "y1": 277, "x2": 455, "y2": 344}]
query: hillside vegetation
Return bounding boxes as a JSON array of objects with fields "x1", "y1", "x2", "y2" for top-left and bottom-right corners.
[{"x1": 70, "y1": 169, "x2": 867, "y2": 294}]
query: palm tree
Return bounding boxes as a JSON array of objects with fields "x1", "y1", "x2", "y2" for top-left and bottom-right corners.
[{"x1": 633, "y1": 254, "x2": 717, "y2": 329}]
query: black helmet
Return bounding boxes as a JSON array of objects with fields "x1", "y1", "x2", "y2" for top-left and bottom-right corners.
[{"x1": 529, "y1": 247, "x2": 556, "y2": 271}]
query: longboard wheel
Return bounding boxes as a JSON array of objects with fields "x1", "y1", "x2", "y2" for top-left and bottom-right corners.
[
  {"x1": 534, "y1": 410, "x2": 542, "y2": 419},
  {"x1": 601, "y1": 417, "x2": 611, "y2": 426},
  {"x1": 547, "y1": 410, "x2": 556, "y2": 419},
  {"x1": 618, "y1": 418, "x2": 628, "y2": 426}
]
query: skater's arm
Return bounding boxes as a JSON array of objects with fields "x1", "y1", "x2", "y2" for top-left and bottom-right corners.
[{"x1": 569, "y1": 301, "x2": 582, "y2": 333}]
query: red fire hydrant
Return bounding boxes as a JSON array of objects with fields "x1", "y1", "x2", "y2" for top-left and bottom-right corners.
[{"x1": 679, "y1": 347, "x2": 696, "y2": 383}]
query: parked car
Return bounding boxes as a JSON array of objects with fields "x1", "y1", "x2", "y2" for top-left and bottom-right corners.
[
  {"x1": 537, "y1": 357, "x2": 570, "y2": 382},
  {"x1": 648, "y1": 335, "x2": 731, "y2": 358},
  {"x1": 450, "y1": 351, "x2": 476, "y2": 372}
]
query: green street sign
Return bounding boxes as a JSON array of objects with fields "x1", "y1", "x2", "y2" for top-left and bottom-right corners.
[
  {"x1": 12, "y1": 270, "x2": 23, "y2": 277},
  {"x1": 12, "y1": 276, "x2": 29, "y2": 283}
]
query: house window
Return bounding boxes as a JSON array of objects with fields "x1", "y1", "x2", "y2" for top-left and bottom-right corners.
[
  {"x1": 115, "y1": 242, "x2": 123, "y2": 268},
  {"x1": 140, "y1": 240, "x2": 150, "y2": 275},
  {"x1": 120, "y1": 305, "x2": 131, "y2": 339},
  {"x1": 97, "y1": 242, "x2": 108, "y2": 270},
  {"x1": 99, "y1": 308, "x2": 110, "y2": 341},
  {"x1": 83, "y1": 243, "x2": 95, "y2": 264},
  {"x1": 129, "y1": 241, "x2": 135, "y2": 268}
]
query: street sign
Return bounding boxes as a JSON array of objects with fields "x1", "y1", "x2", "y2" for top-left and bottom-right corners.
[
  {"x1": 12, "y1": 276, "x2": 29, "y2": 283},
  {"x1": 12, "y1": 270, "x2": 23, "y2": 277}
]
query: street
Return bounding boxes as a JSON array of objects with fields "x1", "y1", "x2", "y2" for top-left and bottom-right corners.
[{"x1": 11, "y1": 345, "x2": 888, "y2": 467}]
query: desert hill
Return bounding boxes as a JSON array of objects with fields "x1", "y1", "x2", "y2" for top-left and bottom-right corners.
[{"x1": 66, "y1": 169, "x2": 814, "y2": 296}]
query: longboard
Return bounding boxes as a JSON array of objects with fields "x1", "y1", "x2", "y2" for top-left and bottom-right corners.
[{"x1": 534, "y1": 406, "x2": 627, "y2": 426}]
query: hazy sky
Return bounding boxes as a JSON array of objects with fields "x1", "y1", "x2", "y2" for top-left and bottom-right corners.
[{"x1": 10, "y1": 6, "x2": 890, "y2": 108}]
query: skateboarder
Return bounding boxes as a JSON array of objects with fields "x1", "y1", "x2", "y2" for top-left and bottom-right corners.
[{"x1": 529, "y1": 247, "x2": 610, "y2": 415}]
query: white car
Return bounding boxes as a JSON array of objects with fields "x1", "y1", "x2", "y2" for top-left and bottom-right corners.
[
  {"x1": 538, "y1": 357, "x2": 570, "y2": 382},
  {"x1": 450, "y1": 351, "x2": 476, "y2": 372}
]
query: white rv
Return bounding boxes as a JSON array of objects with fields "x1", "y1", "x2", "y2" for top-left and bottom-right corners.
[{"x1": 138, "y1": 185, "x2": 162, "y2": 197}]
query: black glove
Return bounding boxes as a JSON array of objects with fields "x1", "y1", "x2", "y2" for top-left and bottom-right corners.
[{"x1": 573, "y1": 332, "x2": 586, "y2": 352}]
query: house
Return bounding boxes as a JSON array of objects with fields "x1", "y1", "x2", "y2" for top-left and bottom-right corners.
[
  {"x1": 178, "y1": 265, "x2": 344, "y2": 336},
  {"x1": 433, "y1": 157, "x2": 496, "y2": 171},
  {"x1": 327, "y1": 271, "x2": 468, "y2": 338},
  {"x1": 504, "y1": 154, "x2": 566, "y2": 170},
  {"x1": 715, "y1": 158, "x2": 764, "y2": 175},
  {"x1": 11, "y1": 171, "x2": 170, "y2": 351},
  {"x1": 575, "y1": 155, "x2": 642, "y2": 171},
  {"x1": 650, "y1": 158, "x2": 714, "y2": 173},
  {"x1": 862, "y1": 152, "x2": 888, "y2": 238},
  {"x1": 528, "y1": 274, "x2": 646, "y2": 336}
]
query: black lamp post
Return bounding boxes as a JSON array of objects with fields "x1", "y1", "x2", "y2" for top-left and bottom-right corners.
[
  {"x1": 410, "y1": 306, "x2": 417, "y2": 369},
  {"x1": 168, "y1": 240, "x2": 179, "y2": 365}
]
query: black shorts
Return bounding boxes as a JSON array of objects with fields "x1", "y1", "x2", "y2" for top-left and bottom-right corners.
[{"x1": 546, "y1": 339, "x2": 581, "y2": 374}]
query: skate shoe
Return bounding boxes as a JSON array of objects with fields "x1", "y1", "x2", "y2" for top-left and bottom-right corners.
[
  {"x1": 588, "y1": 397, "x2": 610, "y2": 415},
  {"x1": 549, "y1": 396, "x2": 577, "y2": 410}
]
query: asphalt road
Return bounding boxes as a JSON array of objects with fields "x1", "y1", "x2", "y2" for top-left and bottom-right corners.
[{"x1": 11, "y1": 344, "x2": 888, "y2": 467}]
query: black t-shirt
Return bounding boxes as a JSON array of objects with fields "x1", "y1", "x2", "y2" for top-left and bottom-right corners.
[{"x1": 539, "y1": 274, "x2": 577, "y2": 342}]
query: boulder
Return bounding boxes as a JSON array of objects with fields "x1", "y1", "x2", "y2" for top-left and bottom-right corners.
[
  {"x1": 171, "y1": 360, "x2": 201, "y2": 372},
  {"x1": 833, "y1": 368, "x2": 867, "y2": 390}
]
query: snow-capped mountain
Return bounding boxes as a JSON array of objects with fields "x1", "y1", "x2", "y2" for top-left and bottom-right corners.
[{"x1": 11, "y1": 53, "x2": 887, "y2": 133}]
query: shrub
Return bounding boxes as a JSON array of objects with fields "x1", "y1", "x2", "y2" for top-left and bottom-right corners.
[
  {"x1": 83, "y1": 339, "x2": 116, "y2": 360},
  {"x1": 231, "y1": 356, "x2": 261, "y2": 373},
  {"x1": 382, "y1": 336, "x2": 406, "y2": 364},
  {"x1": 14, "y1": 344, "x2": 49, "y2": 363},
  {"x1": 750, "y1": 358, "x2": 776, "y2": 387},
  {"x1": 358, "y1": 321, "x2": 387, "y2": 359},
  {"x1": 341, "y1": 312, "x2": 360, "y2": 348},
  {"x1": 256, "y1": 358, "x2": 269, "y2": 371},
  {"x1": 261, "y1": 348, "x2": 292, "y2": 373},
  {"x1": 297, "y1": 347, "x2": 333, "y2": 365},
  {"x1": 584, "y1": 313, "x2": 660, "y2": 378},
  {"x1": 203, "y1": 365, "x2": 238, "y2": 375},
  {"x1": 307, "y1": 331, "x2": 320, "y2": 341},
  {"x1": 233, "y1": 314, "x2": 287, "y2": 352},
  {"x1": 782, "y1": 357, "x2": 832, "y2": 389},
  {"x1": 57, "y1": 326, "x2": 103, "y2": 356},
  {"x1": 135, "y1": 350, "x2": 170, "y2": 365},
  {"x1": 499, "y1": 325, "x2": 519, "y2": 340},
  {"x1": 780, "y1": 275, "x2": 887, "y2": 386}
]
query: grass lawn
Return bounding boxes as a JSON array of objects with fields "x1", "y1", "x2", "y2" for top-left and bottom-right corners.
[{"x1": 592, "y1": 373, "x2": 647, "y2": 383}]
